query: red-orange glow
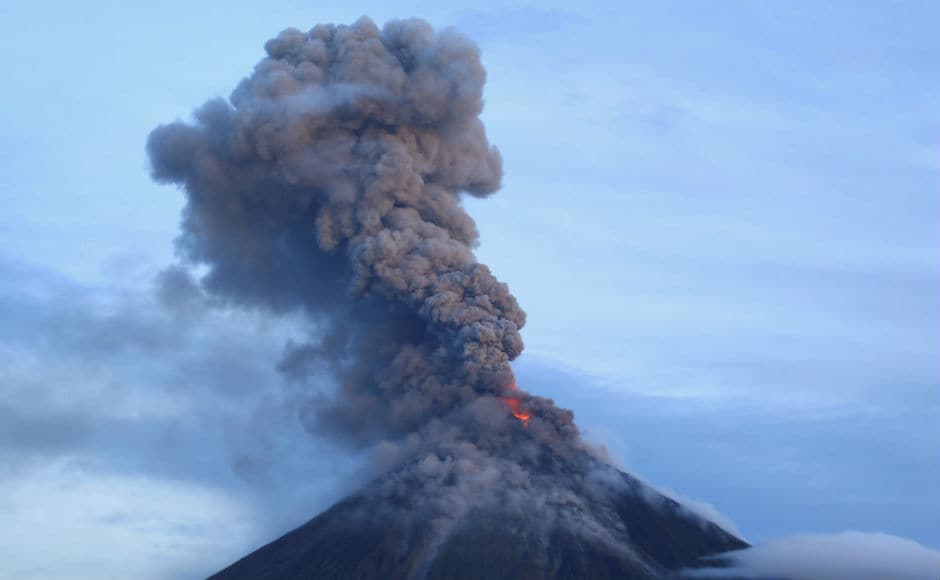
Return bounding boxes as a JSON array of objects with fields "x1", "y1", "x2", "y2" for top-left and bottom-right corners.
[
  {"x1": 500, "y1": 376, "x2": 530, "y2": 426},
  {"x1": 501, "y1": 396, "x2": 530, "y2": 427}
]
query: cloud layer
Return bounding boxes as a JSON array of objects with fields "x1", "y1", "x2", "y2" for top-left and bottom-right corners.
[{"x1": 693, "y1": 531, "x2": 940, "y2": 580}]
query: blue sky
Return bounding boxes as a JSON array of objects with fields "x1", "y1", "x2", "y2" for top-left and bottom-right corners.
[{"x1": 1, "y1": 1, "x2": 938, "y2": 578}]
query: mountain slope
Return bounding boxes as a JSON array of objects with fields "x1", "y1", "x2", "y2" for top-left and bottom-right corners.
[{"x1": 208, "y1": 462, "x2": 747, "y2": 580}]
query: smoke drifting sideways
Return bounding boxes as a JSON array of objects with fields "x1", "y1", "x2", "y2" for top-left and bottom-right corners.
[{"x1": 147, "y1": 16, "x2": 617, "y2": 533}]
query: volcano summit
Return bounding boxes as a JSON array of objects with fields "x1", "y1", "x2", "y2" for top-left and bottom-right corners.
[
  {"x1": 208, "y1": 453, "x2": 746, "y2": 580},
  {"x1": 148, "y1": 17, "x2": 747, "y2": 579}
]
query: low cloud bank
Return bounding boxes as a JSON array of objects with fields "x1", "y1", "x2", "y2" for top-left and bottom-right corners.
[{"x1": 693, "y1": 531, "x2": 940, "y2": 580}]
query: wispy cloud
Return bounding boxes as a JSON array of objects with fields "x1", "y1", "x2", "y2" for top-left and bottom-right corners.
[{"x1": 0, "y1": 258, "x2": 359, "y2": 578}]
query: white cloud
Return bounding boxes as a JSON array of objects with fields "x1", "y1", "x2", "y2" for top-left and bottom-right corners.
[
  {"x1": 651, "y1": 485, "x2": 742, "y2": 538},
  {"x1": 694, "y1": 531, "x2": 940, "y2": 580},
  {"x1": 0, "y1": 458, "x2": 257, "y2": 580}
]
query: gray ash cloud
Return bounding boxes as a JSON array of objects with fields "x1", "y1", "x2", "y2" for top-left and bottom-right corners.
[
  {"x1": 147, "y1": 17, "x2": 543, "y2": 446},
  {"x1": 147, "y1": 16, "x2": 625, "y2": 535}
]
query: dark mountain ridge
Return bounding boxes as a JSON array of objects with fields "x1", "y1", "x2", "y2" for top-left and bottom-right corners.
[{"x1": 209, "y1": 455, "x2": 747, "y2": 580}]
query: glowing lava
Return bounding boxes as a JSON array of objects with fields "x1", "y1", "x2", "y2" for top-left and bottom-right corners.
[
  {"x1": 500, "y1": 379, "x2": 531, "y2": 426},
  {"x1": 502, "y1": 397, "x2": 531, "y2": 426}
]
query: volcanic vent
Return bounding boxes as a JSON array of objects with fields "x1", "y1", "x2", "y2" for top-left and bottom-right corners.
[{"x1": 147, "y1": 17, "x2": 746, "y2": 579}]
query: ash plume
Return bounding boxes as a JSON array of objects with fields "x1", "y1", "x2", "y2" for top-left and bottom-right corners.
[
  {"x1": 147, "y1": 19, "x2": 739, "y2": 574},
  {"x1": 147, "y1": 16, "x2": 539, "y2": 445}
]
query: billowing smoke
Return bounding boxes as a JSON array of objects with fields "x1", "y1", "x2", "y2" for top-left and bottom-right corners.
[
  {"x1": 146, "y1": 19, "x2": 745, "y2": 576},
  {"x1": 149, "y1": 17, "x2": 536, "y2": 440},
  {"x1": 148, "y1": 15, "x2": 583, "y2": 461}
]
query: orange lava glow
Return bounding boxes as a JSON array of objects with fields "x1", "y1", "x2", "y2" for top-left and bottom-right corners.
[
  {"x1": 502, "y1": 397, "x2": 531, "y2": 426},
  {"x1": 500, "y1": 379, "x2": 530, "y2": 426}
]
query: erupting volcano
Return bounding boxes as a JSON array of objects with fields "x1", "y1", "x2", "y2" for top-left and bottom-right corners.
[{"x1": 147, "y1": 16, "x2": 747, "y2": 579}]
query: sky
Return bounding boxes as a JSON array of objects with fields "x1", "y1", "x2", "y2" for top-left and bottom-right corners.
[{"x1": 0, "y1": 1, "x2": 938, "y2": 579}]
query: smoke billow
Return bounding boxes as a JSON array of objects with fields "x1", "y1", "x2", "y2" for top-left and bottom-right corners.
[
  {"x1": 147, "y1": 19, "x2": 710, "y2": 563},
  {"x1": 147, "y1": 16, "x2": 544, "y2": 443}
]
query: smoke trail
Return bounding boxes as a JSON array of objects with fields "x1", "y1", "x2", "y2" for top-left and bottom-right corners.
[{"x1": 147, "y1": 17, "x2": 544, "y2": 446}]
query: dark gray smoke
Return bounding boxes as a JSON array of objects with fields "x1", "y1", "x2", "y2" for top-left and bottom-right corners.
[
  {"x1": 148, "y1": 17, "x2": 691, "y2": 556},
  {"x1": 147, "y1": 17, "x2": 546, "y2": 444}
]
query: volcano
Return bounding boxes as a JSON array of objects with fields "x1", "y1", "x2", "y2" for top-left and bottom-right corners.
[
  {"x1": 148, "y1": 17, "x2": 751, "y2": 580},
  {"x1": 208, "y1": 450, "x2": 746, "y2": 580}
]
